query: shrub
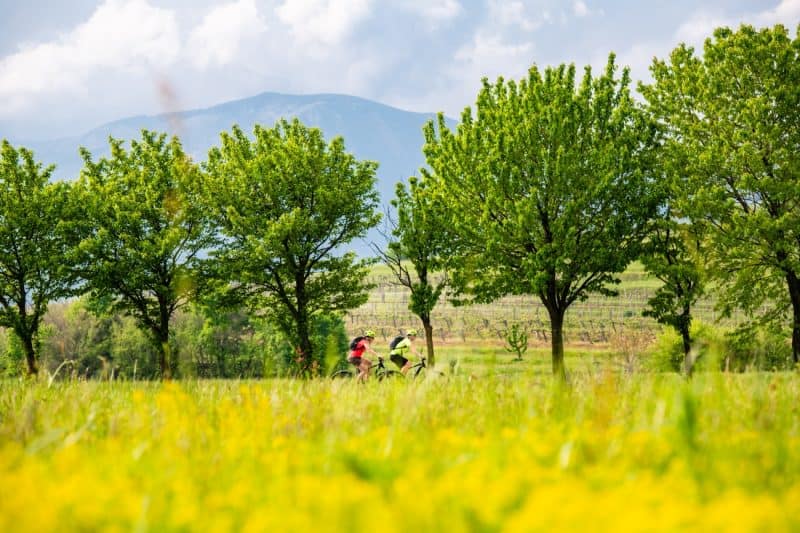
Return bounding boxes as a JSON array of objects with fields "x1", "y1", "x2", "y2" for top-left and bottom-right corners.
[
  {"x1": 725, "y1": 325, "x2": 793, "y2": 372},
  {"x1": 0, "y1": 329, "x2": 23, "y2": 378},
  {"x1": 267, "y1": 313, "x2": 349, "y2": 377},
  {"x1": 646, "y1": 321, "x2": 726, "y2": 373},
  {"x1": 647, "y1": 321, "x2": 794, "y2": 373},
  {"x1": 608, "y1": 326, "x2": 655, "y2": 373},
  {"x1": 503, "y1": 324, "x2": 528, "y2": 361}
]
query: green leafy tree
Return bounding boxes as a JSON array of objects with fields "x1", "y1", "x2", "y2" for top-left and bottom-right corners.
[
  {"x1": 41, "y1": 299, "x2": 112, "y2": 379},
  {"x1": 642, "y1": 24, "x2": 800, "y2": 364},
  {"x1": 203, "y1": 119, "x2": 381, "y2": 377},
  {"x1": 0, "y1": 141, "x2": 82, "y2": 376},
  {"x1": 640, "y1": 211, "x2": 705, "y2": 376},
  {"x1": 75, "y1": 131, "x2": 215, "y2": 379},
  {"x1": 424, "y1": 55, "x2": 660, "y2": 379},
  {"x1": 373, "y1": 177, "x2": 452, "y2": 367},
  {"x1": 109, "y1": 314, "x2": 159, "y2": 379}
]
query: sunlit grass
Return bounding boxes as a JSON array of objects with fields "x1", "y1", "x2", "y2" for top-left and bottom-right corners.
[{"x1": 1, "y1": 372, "x2": 798, "y2": 531}]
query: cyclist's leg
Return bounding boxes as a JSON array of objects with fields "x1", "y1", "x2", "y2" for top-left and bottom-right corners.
[
  {"x1": 346, "y1": 356, "x2": 366, "y2": 381},
  {"x1": 358, "y1": 357, "x2": 372, "y2": 381},
  {"x1": 390, "y1": 353, "x2": 410, "y2": 374}
]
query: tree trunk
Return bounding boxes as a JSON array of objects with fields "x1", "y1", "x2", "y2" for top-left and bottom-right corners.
[
  {"x1": 680, "y1": 324, "x2": 693, "y2": 377},
  {"x1": 293, "y1": 296, "x2": 315, "y2": 377},
  {"x1": 157, "y1": 296, "x2": 173, "y2": 380},
  {"x1": 296, "y1": 316, "x2": 314, "y2": 377},
  {"x1": 787, "y1": 271, "x2": 800, "y2": 365},
  {"x1": 421, "y1": 315, "x2": 435, "y2": 367},
  {"x1": 21, "y1": 332, "x2": 38, "y2": 376},
  {"x1": 158, "y1": 332, "x2": 172, "y2": 380},
  {"x1": 680, "y1": 305, "x2": 694, "y2": 377},
  {"x1": 293, "y1": 265, "x2": 316, "y2": 377},
  {"x1": 547, "y1": 306, "x2": 567, "y2": 381}
]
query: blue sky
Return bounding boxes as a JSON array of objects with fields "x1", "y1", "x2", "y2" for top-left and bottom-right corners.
[{"x1": 1, "y1": 0, "x2": 798, "y2": 140}]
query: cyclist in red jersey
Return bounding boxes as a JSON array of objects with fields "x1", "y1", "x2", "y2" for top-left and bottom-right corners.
[{"x1": 348, "y1": 330, "x2": 380, "y2": 381}]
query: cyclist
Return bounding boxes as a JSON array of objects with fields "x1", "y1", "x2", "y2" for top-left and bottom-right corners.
[
  {"x1": 389, "y1": 329, "x2": 423, "y2": 375},
  {"x1": 349, "y1": 330, "x2": 380, "y2": 382}
]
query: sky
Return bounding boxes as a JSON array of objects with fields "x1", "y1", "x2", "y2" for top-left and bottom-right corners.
[{"x1": 1, "y1": 0, "x2": 798, "y2": 141}]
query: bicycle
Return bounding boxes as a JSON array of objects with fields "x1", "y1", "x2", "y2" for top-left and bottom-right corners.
[
  {"x1": 406, "y1": 357, "x2": 446, "y2": 380},
  {"x1": 329, "y1": 356, "x2": 403, "y2": 381}
]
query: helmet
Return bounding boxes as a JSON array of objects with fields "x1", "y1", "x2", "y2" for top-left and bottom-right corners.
[
  {"x1": 406, "y1": 329, "x2": 418, "y2": 337},
  {"x1": 364, "y1": 329, "x2": 376, "y2": 339}
]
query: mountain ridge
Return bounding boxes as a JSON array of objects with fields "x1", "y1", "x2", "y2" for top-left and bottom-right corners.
[{"x1": 16, "y1": 91, "x2": 456, "y2": 255}]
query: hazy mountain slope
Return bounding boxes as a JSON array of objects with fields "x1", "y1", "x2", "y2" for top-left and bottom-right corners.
[
  {"x1": 29, "y1": 92, "x2": 452, "y2": 204},
  {"x1": 21, "y1": 92, "x2": 456, "y2": 255}
]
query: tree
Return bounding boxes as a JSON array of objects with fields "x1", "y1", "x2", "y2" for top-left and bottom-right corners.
[
  {"x1": 640, "y1": 210, "x2": 705, "y2": 376},
  {"x1": 373, "y1": 177, "x2": 452, "y2": 367},
  {"x1": 424, "y1": 55, "x2": 660, "y2": 379},
  {"x1": 203, "y1": 119, "x2": 381, "y2": 377},
  {"x1": 75, "y1": 131, "x2": 215, "y2": 379},
  {"x1": 0, "y1": 141, "x2": 81, "y2": 376},
  {"x1": 642, "y1": 24, "x2": 800, "y2": 364}
]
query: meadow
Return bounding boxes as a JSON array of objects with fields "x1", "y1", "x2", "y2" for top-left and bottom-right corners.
[
  {"x1": 1, "y1": 265, "x2": 797, "y2": 531},
  {"x1": 1, "y1": 370, "x2": 799, "y2": 531}
]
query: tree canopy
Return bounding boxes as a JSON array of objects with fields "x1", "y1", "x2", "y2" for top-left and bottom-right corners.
[
  {"x1": 75, "y1": 131, "x2": 215, "y2": 379},
  {"x1": 640, "y1": 209, "x2": 705, "y2": 375},
  {"x1": 642, "y1": 24, "x2": 800, "y2": 364},
  {"x1": 204, "y1": 119, "x2": 381, "y2": 376},
  {"x1": 375, "y1": 176, "x2": 453, "y2": 366},
  {"x1": 0, "y1": 141, "x2": 81, "y2": 375},
  {"x1": 424, "y1": 55, "x2": 660, "y2": 378}
]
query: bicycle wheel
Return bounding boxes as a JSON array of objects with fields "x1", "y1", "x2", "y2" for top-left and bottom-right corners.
[
  {"x1": 330, "y1": 369, "x2": 355, "y2": 379},
  {"x1": 406, "y1": 364, "x2": 426, "y2": 380},
  {"x1": 377, "y1": 369, "x2": 403, "y2": 381},
  {"x1": 409, "y1": 365, "x2": 445, "y2": 381}
]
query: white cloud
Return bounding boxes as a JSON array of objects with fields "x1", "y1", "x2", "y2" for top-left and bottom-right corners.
[
  {"x1": 488, "y1": 0, "x2": 550, "y2": 31},
  {"x1": 677, "y1": 0, "x2": 800, "y2": 45},
  {"x1": 613, "y1": 42, "x2": 662, "y2": 83},
  {"x1": 770, "y1": 0, "x2": 800, "y2": 21},
  {"x1": 401, "y1": 0, "x2": 462, "y2": 24},
  {"x1": 610, "y1": 0, "x2": 800, "y2": 88},
  {"x1": 275, "y1": 0, "x2": 374, "y2": 47},
  {"x1": 676, "y1": 12, "x2": 735, "y2": 44},
  {"x1": 449, "y1": 30, "x2": 534, "y2": 105},
  {"x1": 0, "y1": 0, "x2": 179, "y2": 115},
  {"x1": 187, "y1": 0, "x2": 267, "y2": 69},
  {"x1": 454, "y1": 31, "x2": 533, "y2": 76},
  {"x1": 573, "y1": 1, "x2": 590, "y2": 18}
]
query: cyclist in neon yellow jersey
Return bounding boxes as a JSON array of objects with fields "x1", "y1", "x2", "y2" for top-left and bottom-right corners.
[{"x1": 389, "y1": 329, "x2": 423, "y2": 375}]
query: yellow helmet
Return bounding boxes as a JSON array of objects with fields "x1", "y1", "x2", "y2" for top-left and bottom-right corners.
[
  {"x1": 364, "y1": 330, "x2": 376, "y2": 339},
  {"x1": 407, "y1": 329, "x2": 418, "y2": 337}
]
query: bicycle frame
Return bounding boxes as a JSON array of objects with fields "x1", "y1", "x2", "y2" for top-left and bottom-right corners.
[
  {"x1": 409, "y1": 357, "x2": 427, "y2": 377},
  {"x1": 330, "y1": 357, "x2": 400, "y2": 380}
]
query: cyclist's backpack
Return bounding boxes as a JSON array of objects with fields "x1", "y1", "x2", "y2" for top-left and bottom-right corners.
[
  {"x1": 389, "y1": 335, "x2": 405, "y2": 351},
  {"x1": 349, "y1": 336, "x2": 365, "y2": 351}
]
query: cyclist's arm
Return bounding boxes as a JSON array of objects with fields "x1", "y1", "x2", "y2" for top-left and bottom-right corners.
[{"x1": 411, "y1": 341, "x2": 423, "y2": 358}]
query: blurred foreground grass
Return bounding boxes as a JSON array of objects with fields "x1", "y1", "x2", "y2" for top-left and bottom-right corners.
[{"x1": 1, "y1": 371, "x2": 799, "y2": 531}]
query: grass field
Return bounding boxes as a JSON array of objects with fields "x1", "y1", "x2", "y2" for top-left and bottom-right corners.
[{"x1": 2, "y1": 372, "x2": 799, "y2": 531}]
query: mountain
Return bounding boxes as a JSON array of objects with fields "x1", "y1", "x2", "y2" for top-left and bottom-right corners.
[{"x1": 22, "y1": 92, "x2": 457, "y2": 254}]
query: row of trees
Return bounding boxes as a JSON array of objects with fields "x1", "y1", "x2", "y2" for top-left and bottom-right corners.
[
  {"x1": 384, "y1": 24, "x2": 799, "y2": 378},
  {"x1": 1, "y1": 23, "x2": 797, "y2": 380},
  {"x1": 0, "y1": 121, "x2": 380, "y2": 378},
  {"x1": 0, "y1": 299, "x2": 349, "y2": 380}
]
